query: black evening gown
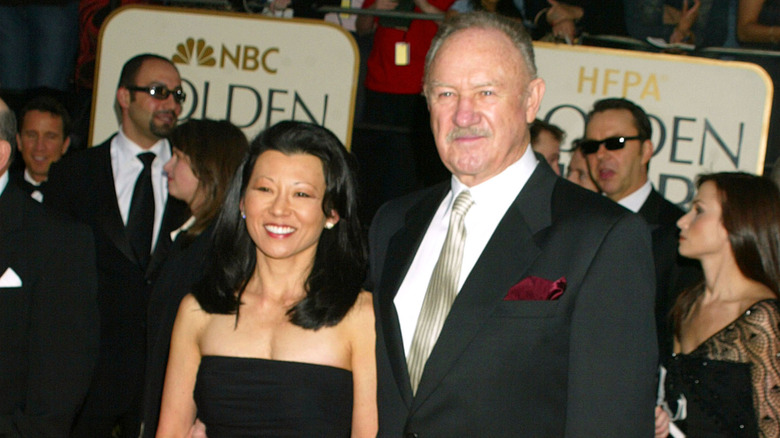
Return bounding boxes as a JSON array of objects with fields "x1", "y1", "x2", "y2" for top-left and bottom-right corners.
[
  {"x1": 664, "y1": 300, "x2": 780, "y2": 437},
  {"x1": 194, "y1": 356, "x2": 353, "y2": 437}
]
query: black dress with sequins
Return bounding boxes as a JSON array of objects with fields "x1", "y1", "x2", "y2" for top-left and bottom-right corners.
[{"x1": 664, "y1": 300, "x2": 780, "y2": 437}]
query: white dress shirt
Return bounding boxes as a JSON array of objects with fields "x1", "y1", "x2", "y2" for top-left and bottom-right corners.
[
  {"x1": 23, "y1": 169, "x2": 44, "y2": 202},
  {"x1": 616, "y1": 180, "x2": 653, "y2": 213},
  {"x1": 111, "y1": 128, "x2": 171, "y2": 252},
  {"x1": 394, "y1": 146, "x2": 539, "y2": 356},
  {"x1": 23, "y1": 169, "x2": 42, "y2": 187},
  {"x1": 0, "y1": 171, "x2": 8, "y2": 198}
]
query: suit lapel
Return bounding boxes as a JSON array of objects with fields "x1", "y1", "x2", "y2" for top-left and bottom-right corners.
[
  {"x1": 380, "y1": 184, "x2": 449, "y2": 407},
  {"x1": 93, "y1": 144, "x2": 136, "y2": 264},
  {"x1": 411, "y1": 164, "x2": 557, "y2": 409},
  {"x1": 638, "y1": 189, "x2": 662, "y2": 229}
]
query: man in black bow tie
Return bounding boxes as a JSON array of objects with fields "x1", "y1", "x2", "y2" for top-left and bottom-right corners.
[
  {"x1": 0, "y1": 97, "x2": 99, "y2": 437},
  {"x1": 9, "y1": 95, "x2": 71, "y2": 202}
]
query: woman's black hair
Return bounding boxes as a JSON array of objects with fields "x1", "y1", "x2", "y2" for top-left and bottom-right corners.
[{"x1": 192, "y1": 120, "x2": 366, "y2": 329}]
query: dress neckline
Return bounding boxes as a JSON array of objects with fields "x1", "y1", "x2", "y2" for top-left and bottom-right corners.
[
  {"x1": 675, "y1": 298, "x2": 779, "y2": 356},
  {"x1": 199, "y1": 354, "x2": 353, "y2": 374}
]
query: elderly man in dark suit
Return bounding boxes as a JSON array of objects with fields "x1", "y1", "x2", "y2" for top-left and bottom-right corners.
[
  {"x1": 0, "y1": 99, "x2": 99, "y2": 436},
  {"x1": 582, "y1": 97, "x2": 702, "y2": 358},
  {"x1": 45, "y1": 54, "x2": 188, "y2": 438},
  {"x1": 367, "y1": 12, "x2": 658, "y2": 437}
]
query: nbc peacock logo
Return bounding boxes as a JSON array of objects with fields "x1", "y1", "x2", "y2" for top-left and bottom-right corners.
[{"x1": 172, "y1": 38, "x2": 216, "y2": 67}]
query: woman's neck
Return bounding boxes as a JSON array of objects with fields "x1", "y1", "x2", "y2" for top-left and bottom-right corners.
[
  {"x1": 700, "y1": 251, "x2": 771, "y2": 303},
  {"x1": 246, "y1": 254, "x2": 313, "y2": 305}
]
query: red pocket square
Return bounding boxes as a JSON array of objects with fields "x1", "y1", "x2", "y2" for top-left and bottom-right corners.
[{"x1": 504, "y1": 276, "x2": 566, "y2": 301}]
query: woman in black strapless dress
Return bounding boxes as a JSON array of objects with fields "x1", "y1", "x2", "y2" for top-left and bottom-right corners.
[
  {"x1": 655, "y1": 173, "x2": 780, "y2": 438},
  {"x1": 156, "y1": 121, "x2": 377, "y2": 437}
]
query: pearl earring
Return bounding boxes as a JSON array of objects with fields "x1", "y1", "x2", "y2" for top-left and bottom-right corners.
[
  {"x1": 325, "y1": 222, "x2": 334, "y2": 229},
  {"x1": 241, "y1": 211, "x2": 246, "y2": 219}
]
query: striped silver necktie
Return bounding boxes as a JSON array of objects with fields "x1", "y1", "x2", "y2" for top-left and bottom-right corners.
[{"x1": 407, "y1": 190, "x2": 474, "y2": 394}]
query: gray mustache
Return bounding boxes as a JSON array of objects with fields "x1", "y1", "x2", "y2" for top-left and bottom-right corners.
[{"x1": 446, "y1": 128, "x2": 491, "y2": 142}]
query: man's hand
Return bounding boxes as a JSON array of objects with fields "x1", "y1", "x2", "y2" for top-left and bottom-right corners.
[
  {"x1": 546, "y1": 0, "x2": 583, "y2": 23},
  {"x1": 546, "y1": 0, "x2": 583, "y2": 42}
]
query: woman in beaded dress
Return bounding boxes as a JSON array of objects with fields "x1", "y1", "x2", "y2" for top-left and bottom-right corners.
[{"x1": 658, "y1": 172, "x2": 780, "y2": 437}]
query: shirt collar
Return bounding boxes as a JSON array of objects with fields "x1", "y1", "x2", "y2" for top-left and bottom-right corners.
[
  {"x1": 170, "y1": 216, "x2": 196, "y2": 241},
  {"x1": 116, "y1": 126, "x2": 168, "y2": 159},
  {"x1": 23, "y1": 169, "x2": 42, "y2": 186},
  {"x1": 449, "y1": 145, "x2": 539, "y2": 214},
  {"x1": 0, "y1": 171, "x2": 8, "y2": 197},
  {"x1": 616, "y1": 180, "x2": 653, "y2": 213}
]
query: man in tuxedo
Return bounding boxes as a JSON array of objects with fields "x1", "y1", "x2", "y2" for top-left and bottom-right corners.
[
  {"x1": 582, "y1": 97, "x2": 702, "y2": 357},
  {"x1": 10, "y1": 95, "x2": 71, "y2": 202},
  {"x1": 45, "y1": 53, "x2": 188, "y2": 438},
  {"x1": 0, "y1": 98, "x2": 99, "y2": 436},
  {"x1": 367, "y1": 12, "x2": 658, "y2": 437}
]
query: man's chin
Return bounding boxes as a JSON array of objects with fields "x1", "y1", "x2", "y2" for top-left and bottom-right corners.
[{"x1": 151, "y1": 123, "x2": 176, "y2": 138}]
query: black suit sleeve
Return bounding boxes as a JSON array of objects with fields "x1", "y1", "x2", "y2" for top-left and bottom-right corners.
[
  {"x1": 565, "y1": 212, "x2": 658, "y2": 436},
  {"x1": 43, "y1": 154, "x2": 80, "y2": 219},
  {"x1": 0, "y1": 221, "x2": 100, "y2": 437}
]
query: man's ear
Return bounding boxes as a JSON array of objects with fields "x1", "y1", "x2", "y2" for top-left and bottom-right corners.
[
  {"x1": 0, "y1": 139, "x2": 11, "y2": 174},
  {"x1": 62, "y1": 136, "x2": 71, "y2": 155},
  {"x1": 640, "y1": 138, "x2": 654, "y2": 167},
  {"x1": 524, "y1": 77, "x2": 546, "y2": 124},
  {"x1": 117, "y1": 87, "x2": 131, "y2": 110}
]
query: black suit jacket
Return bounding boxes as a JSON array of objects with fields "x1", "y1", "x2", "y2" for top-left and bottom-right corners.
[
  {"x1": 141, "y1": 223, "x2": 214, "y2": 438},
  {"x1": 8, "y1": 168, "x2": 44, "y2": 201},
  {"x1": 44, "y1": 137, "x2": 188, "y2": 420},
  {"x1": 638, "y1": 189, "x2": 702, "y2": 357},
  {"x1": 0, "y1": 180, "x2": 99, "y2": 437},
  {"x1": 368, "y1": 163, "x2": 659, "y2": 437}
]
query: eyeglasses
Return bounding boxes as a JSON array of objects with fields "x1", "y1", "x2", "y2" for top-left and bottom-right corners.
[
  {"x1": 579, "y1": 136, "x2": 642, "y2": 155},
  {"x1": 127, "y1": 85, "x2": 186, "y2": 104}
]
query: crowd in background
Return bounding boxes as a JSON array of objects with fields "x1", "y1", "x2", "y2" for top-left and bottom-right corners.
[{"x1": 4, "y1": 0, "x2": 780, "y2": 163}]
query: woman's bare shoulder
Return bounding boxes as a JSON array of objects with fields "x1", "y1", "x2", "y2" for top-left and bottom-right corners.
[
  {"x1": 176, "y1": 294, "x2": 212, "y2": 328},
  {"x1": 342, "y1": 290, "x2": 375, "y2": 333},
  {"x1": 350, "y1": 290, "x2": 375, "y2": 318}
]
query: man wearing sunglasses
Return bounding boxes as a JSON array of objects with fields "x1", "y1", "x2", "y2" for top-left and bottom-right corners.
[
  {"x1": 582, "y1": 97, "x2": 701, "y2": 359},
  {"x1": 45, "y1": 53, "x2": 189, "y2": 438}
]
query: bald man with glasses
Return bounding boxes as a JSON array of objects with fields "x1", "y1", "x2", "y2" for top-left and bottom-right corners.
[
  {"x1": 45, "y1": 53, "x2": 189, "y2": 438},
  {"x1": 582, "y1": 97, "x2": 701, "y2": 360}
]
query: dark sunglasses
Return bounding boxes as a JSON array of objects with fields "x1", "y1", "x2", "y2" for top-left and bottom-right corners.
[
  {"x1": 579, "y1": 136, "x2": 642, "y2": 155},
  {"x1": 127, "y1": 85, "x2": 186, "y2": 104}
]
